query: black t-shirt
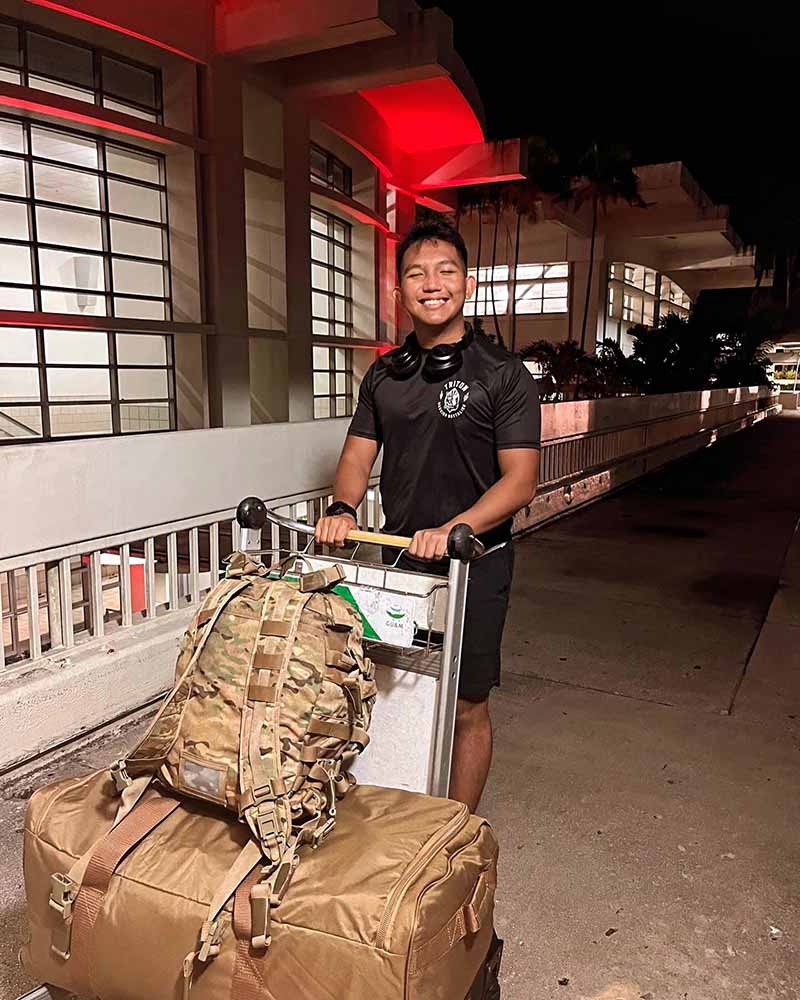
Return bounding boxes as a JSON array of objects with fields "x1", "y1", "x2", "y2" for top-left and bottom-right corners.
[{"x1": 348, "y1": 330, "x2": 541, "y2": 546}]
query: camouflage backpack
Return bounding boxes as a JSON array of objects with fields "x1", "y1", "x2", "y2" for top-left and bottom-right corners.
[{"x1": 50, "y1": 552, "x2": 376, "y2": 982}]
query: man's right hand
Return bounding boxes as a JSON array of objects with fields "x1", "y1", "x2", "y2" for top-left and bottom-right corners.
[{"x1": 315, "y1": 514, "x2": 357, "y2": 548}]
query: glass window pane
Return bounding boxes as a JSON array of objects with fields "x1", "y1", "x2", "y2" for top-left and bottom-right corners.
[
  {"x1": 544, "y1": 281, "x2": 568, "y2": 298},
  {"x1": 334, "y1": 323, "x2": 348, "y2": 338},
  {"x1": 50, "y1": 403, "x2": 112, "y2": 436},
  {"x1": 311, "y1": 235, "x2": 329, "y2": 262},
  {"x1": 0, "y1": 327, "x2": 37, "y2": 363},
  {"x1": 0, "y1": 285, "x2": 34, "y2": 309},
  {"x1": 0, "y1": 201, "x2": 29, "y2": 240},
  {"x1": 118, "y1": 368, "x2": 168, "y2": 399},
  {"x1": 310, "y1": 212, "x2": 327, "y2": 235},
  {"x1": 0, "y1": 154, "x2": 27, "y2": 196},
  {"x1": 313, "y1": 346, "x2": 329, "y2": 368},
  {"x1": 44, "y1": 329, "x2": 108, "y2": 364},
  {"x1": 113, "y1": 297, "x2": 165, "y2": 320},
  {"x1": 106, "y1": 146, "x2": 161, "y2": 184},
  {"x1": 111, "y1": 257, "x2": 164, "y2": 297},
  {"x1": 110, "y1": 218, "x2": 163, "y2": 258},
  {"x1": 115, "y1": 333, "x2": 167, "y2": 365},
  {"x1": 314, "y1": 397, "x2": 330, "y2": 418},
  {"x1": 313, "y1": 372, "x2": 329, "y2": 394},
  {"x1": 312, "y1": 292, "x2": 330, "y2": 319},
  {"x1": 121, "y1": 402, "x2": 169, "y2": 432},
  {"x1": 28, "y1": 32, "x2": 93, "y2": 88},
  {"x1": 336, "y1": 373, "x2": 346, "y2": 394},
  {"x1": 334, "y1": 272, "x2": 345, "y2": 296},
  {"x1": 0, "y1": 67, "x2": 21, "y2": 85},
  {"x1": 108, "y1": 179, "x2": 161, "y2": 221},
  {"x1": 335, "y1": 397, "x2": 348, "y2": 416},
  {"x1": 333, "y1": 222, "x2": 347, "y2": 243},
  {"x1": 0, "y1": 23, "x2": 20, "y2": 67},
  {"x1": 36, "y1": 206, "x2": 103, "y2": 250},
  {"x1": 0, "y1": 404, "x2": 42, "y2": 437},
  {"x1": 334, "y1": 246, "x2": 346, "y2": 270},
  {"x1": 334, "y1": 298, "x2": 345, "y2": 321},
  {"x1": 31, "y1": 127, "x2": 98, "y2": 169},
  {"x1": 544, "y1": 263, "x2": 568, "y2": 278},
  {"x1": 310, "y1": 146, "x2": 327, "y2": 182},
  {"x1": 34, "y1": 162, "x2": 100, "y2": 210},
  {"x1": 543, "y1": 298, "x2": 567, "y2": 314},
  {"x1": 39, "y1": 248, "x2": 105, "y2": 290},
  {"x1": 0, "y1": 118, "x2": 25, "y2": 153},
  {"x1": 312, "y1": 318, "x2": 330, "y2": 336},
  {"x1": 40, "y1": 289, "x2": 106, "y2": 314},
  {"x1": 0, "y1": 242, "x2": 32, "y2": 284},
  {"x1": 101, "y1": 57, "x2": 157, "y2": 109},
  {"x1": 28, "y1": 75, "x2": 94, "y2": 104},
  {"x1": 311, "y1": 263, "x2": 329, "y2": 291},
  {"x1": 335, "y1": 348, "x2": 346, "y2": 367},
  {"x1": 0, "y1": 366, "x2": 39, "y2": 400},
  {"x1": 102, "y1": 98, "x2": 158, "y2": 123},
  {"x1": 47, "y1": 367, "x2": 110, "y2": 400}
]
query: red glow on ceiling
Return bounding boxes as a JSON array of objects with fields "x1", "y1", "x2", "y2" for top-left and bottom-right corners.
[
  {"x1": 415, "y1": 172, "x2": 525, "y2": 191},
  {"x1": 0, "y1": 93, "x2": 175, "y2": 145},
  {"x1": 23, "y1": 0, "x2": 202, "y2": 62},
  {"x1": 358, "y1": 77, "x2": 483, "y2": 155}
]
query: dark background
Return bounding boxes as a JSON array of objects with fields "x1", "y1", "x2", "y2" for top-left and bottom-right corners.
[{"x1": 418, "y1": 1, "x2": 797, "y2": 249}]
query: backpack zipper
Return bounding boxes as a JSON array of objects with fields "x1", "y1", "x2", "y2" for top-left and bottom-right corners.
[{"x1": 376, "y1": 802, "x2": 470, "y2": 952}]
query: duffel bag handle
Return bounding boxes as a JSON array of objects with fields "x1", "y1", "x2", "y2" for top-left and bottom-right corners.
[{"x1": 463, "y1": 865, "x2": 495, "y2": 935}]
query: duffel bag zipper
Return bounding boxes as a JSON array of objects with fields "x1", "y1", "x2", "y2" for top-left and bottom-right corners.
[{"x1": 376, "y1": 802, "x2": 470, "y2": 951}]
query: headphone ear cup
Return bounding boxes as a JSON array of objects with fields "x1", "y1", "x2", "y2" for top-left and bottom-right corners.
[
  {"x1": 382, "y1": 339, "x2": 421, "y2": 379},
  {"x1": 423, "y1": 343, "x2": 464, "y2": 382}
]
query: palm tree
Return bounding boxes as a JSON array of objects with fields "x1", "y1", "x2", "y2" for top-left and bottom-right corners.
[{"x1": 569, "y1": 142, "x2": 648, "y2": 354}]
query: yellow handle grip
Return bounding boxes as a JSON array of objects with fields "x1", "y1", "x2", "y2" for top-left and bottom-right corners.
[{"x1": 345, "y1": 529, "x2": 412, "y2": 549}]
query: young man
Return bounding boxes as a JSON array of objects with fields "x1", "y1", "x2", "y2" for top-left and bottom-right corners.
[{"x1": 315, "y1": 219, "x2": 541, "y2": 812}]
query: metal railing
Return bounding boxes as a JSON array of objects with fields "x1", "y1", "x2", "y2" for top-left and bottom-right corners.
[{"x1": 0, "y1": 386, "x2": 779, "y2": 672}]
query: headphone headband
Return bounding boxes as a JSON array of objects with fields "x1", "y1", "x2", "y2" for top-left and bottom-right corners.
[{"x1": 381, "y1": 327, "x2": 473, "y2": 382}]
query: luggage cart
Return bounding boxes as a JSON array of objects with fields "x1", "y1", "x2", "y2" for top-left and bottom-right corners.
[
  {"x1": 17, "y1": 498, "x2": 504, "y2": 1000},
  {"x1": 235, "y1": 496, "x2": 483, "y2": 797}
]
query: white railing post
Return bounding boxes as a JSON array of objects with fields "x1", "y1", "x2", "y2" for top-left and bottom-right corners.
[
  {"x1": 167, "y1": 532, "x2": 179, "y2": 610},
  {"x1": 189, "y1": 527, "x2": 200, "y2": 605},
  {"x1": 119, "y1": 544, "x2": 133, "y2": 628},
  {"x1": 59, "y1": 557, "x2": 75, "y2": 649},
  {"x1": 144, "y1": 537, "x2": 156, "y2": 619},
  {"x1": 88, "y1": 551, "x2": 104, "y2": 640},
  {"x1": 209, "y1": 522, "x2": 220, "y2": 583},
  {"x1": 26, "y1": 565, "x2": 41, "y2": 661}
]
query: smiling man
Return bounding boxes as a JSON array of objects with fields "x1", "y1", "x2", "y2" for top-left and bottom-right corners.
[{"x1": 315, "y1": 219, "x2": 541, "y2": 811}]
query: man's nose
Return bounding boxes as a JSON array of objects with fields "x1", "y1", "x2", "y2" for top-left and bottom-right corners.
[{"x1": 421, "y1": 274, "x2": 442, "y2": 292}]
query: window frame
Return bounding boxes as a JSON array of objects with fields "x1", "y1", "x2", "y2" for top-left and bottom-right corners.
[
  {"x1": 312, "y1": 344, "x2": 353, "y2": 420},
  {"x1": 309, "y1": 141, "x2": 353, "y2": 197},
  {"x1": 0, "y1": 328, "x2": 177, "y2": 443},
  {"x1": 310, "y1": 207, "x2": 353, "y2": 340},
  {"x1": 0, "y1": 14, "x2": 163, "y2": 122},
  {"x1": 0, "y1": 113, "x2": 172, "y2": 323}
]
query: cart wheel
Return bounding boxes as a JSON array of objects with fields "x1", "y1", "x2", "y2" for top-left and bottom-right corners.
[
  {"x1": 447, "y1": 523, "x2": 485, "y2": 563},
  {"x1": 236, "y1": 496, "x2": 268, "y2": 531}
]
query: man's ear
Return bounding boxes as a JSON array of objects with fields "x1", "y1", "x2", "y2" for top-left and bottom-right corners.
[
  {"x1": 393, "y1": 287, "x2": 404, "y2": 309},
  {"x1": 465, "y1": 272, "x2": 477, "y2": 300}
]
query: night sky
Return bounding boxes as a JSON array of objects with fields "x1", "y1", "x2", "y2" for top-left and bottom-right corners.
[{"x1": 419, "y1": 1, "x2": 797, "y2": 249}]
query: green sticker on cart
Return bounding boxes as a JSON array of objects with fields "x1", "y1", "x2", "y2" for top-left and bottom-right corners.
[{"x1": 335, "y1": 584, "x2": 416, "y2": 646}]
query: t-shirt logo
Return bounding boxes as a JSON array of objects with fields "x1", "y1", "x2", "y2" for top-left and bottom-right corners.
[{"x1": 438, "y1": 379, "x2": 470, "y2": 419}]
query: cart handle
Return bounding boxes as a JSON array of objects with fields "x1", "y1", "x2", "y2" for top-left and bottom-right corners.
[{"x1": 236, "y1": 497, "x2": 484, "y2": 563}]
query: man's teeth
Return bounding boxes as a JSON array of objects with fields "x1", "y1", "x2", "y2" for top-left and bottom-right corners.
[{"x1": 422, "y1": 299, "x2": 447, "y2": 307}]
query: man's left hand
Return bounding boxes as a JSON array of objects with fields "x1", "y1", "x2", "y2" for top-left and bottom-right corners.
[{"x1": 407, "y1": 526, "x2": 451, "y2": 561}]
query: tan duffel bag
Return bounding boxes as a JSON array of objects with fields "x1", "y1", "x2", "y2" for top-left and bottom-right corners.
[{"x1": 22, "y1": 769, "x2": 498, "y2": 1000}]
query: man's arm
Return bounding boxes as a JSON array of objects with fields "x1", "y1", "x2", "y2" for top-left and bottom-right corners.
[
  {"x1": 407, "y1": 448, "x2": 539, "y2": 560},
  {"x1": 315, "y1": 435, "x2": 380, "y2": 547}
]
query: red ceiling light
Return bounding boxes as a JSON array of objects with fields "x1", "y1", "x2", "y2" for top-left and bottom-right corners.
[
  {"x1": 358, "y1": 77, "x2": 484, "y2": 155},
  {"x1": 23, "y1": 0, "x2": 202, "y2": 62}
]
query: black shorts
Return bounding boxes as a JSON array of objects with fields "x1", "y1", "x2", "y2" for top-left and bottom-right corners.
[{"x1": 390, "y1": 543, "x2": 515, "y2": 703}]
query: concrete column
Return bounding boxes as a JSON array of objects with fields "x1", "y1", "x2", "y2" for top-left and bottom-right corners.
[
  {"x1": 568, "y1": 234, "x2": 607, "y2": 353},
  {"x1": 199, "y1": 56, "x2": 251, "y2": 427},
  {"x1": 283, "y1": 102, "x2": 314, "y2": 422},
  {"x1": 393, "y1": 189, "x2": 417, "y2": 339}
]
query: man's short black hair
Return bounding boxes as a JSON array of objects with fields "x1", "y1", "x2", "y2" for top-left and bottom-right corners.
[{"x1": 395, "y1": 219, "x2": 468, "y2": 278}]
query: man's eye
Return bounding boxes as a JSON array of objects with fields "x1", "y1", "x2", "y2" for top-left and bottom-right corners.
[{"x1": 440, "y1": 269, "x2": 456, "y2": 275}]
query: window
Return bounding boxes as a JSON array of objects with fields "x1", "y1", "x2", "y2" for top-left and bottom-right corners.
[
  {"x1": 311, "y1": 208, "x2": 352, "y2": 338},
  {"x1": 0, "y1": 17, "x2": 162, "y2": 121},
  {"x1": 0, "y1": 115, "x2": 170, "y2": 321},
  {"x1": 608, "y1": 261, "x2": 658, "y2": 327},
  {"x1": 464, "y1": 263, "x2": 569, "y2": 317},
  {"x1": 310, "y1": 143, "x2": 352, "y2": 197},
  {"x1": 0, "y1": 329, "x2": 175, "y2": 441},
  {"x1": 660, "y1": 277, "x2": 692, "y2": 316},
  {"x1": 312, "y1": 345, "x2": 353, "y2": 419}
]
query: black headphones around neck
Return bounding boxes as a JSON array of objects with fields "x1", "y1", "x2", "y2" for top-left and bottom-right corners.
[{"x1": 381, "y1": 326, "x2": 474, "y2": 383}]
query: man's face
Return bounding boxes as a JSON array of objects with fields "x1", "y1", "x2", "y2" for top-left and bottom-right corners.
[{"x1": 395, "y1": 238, "x2": 476, "y2": 329}]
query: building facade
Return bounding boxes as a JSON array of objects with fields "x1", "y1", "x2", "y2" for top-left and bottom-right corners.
[{"x1": 0, "y1": 0, "x2": 522, "y2": 443}]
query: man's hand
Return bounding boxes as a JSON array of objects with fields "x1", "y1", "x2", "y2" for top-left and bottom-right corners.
[
  {"x1": 407, "y1": 525, "x2": 452, "y2": 561},
  {"x1": 315, "y1": 514, "x2": 356, "y2": 548}
]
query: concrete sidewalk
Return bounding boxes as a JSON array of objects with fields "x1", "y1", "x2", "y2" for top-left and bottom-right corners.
[{"x1": 2, "y1": 413, "x2": 799, "y2": 1000}]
